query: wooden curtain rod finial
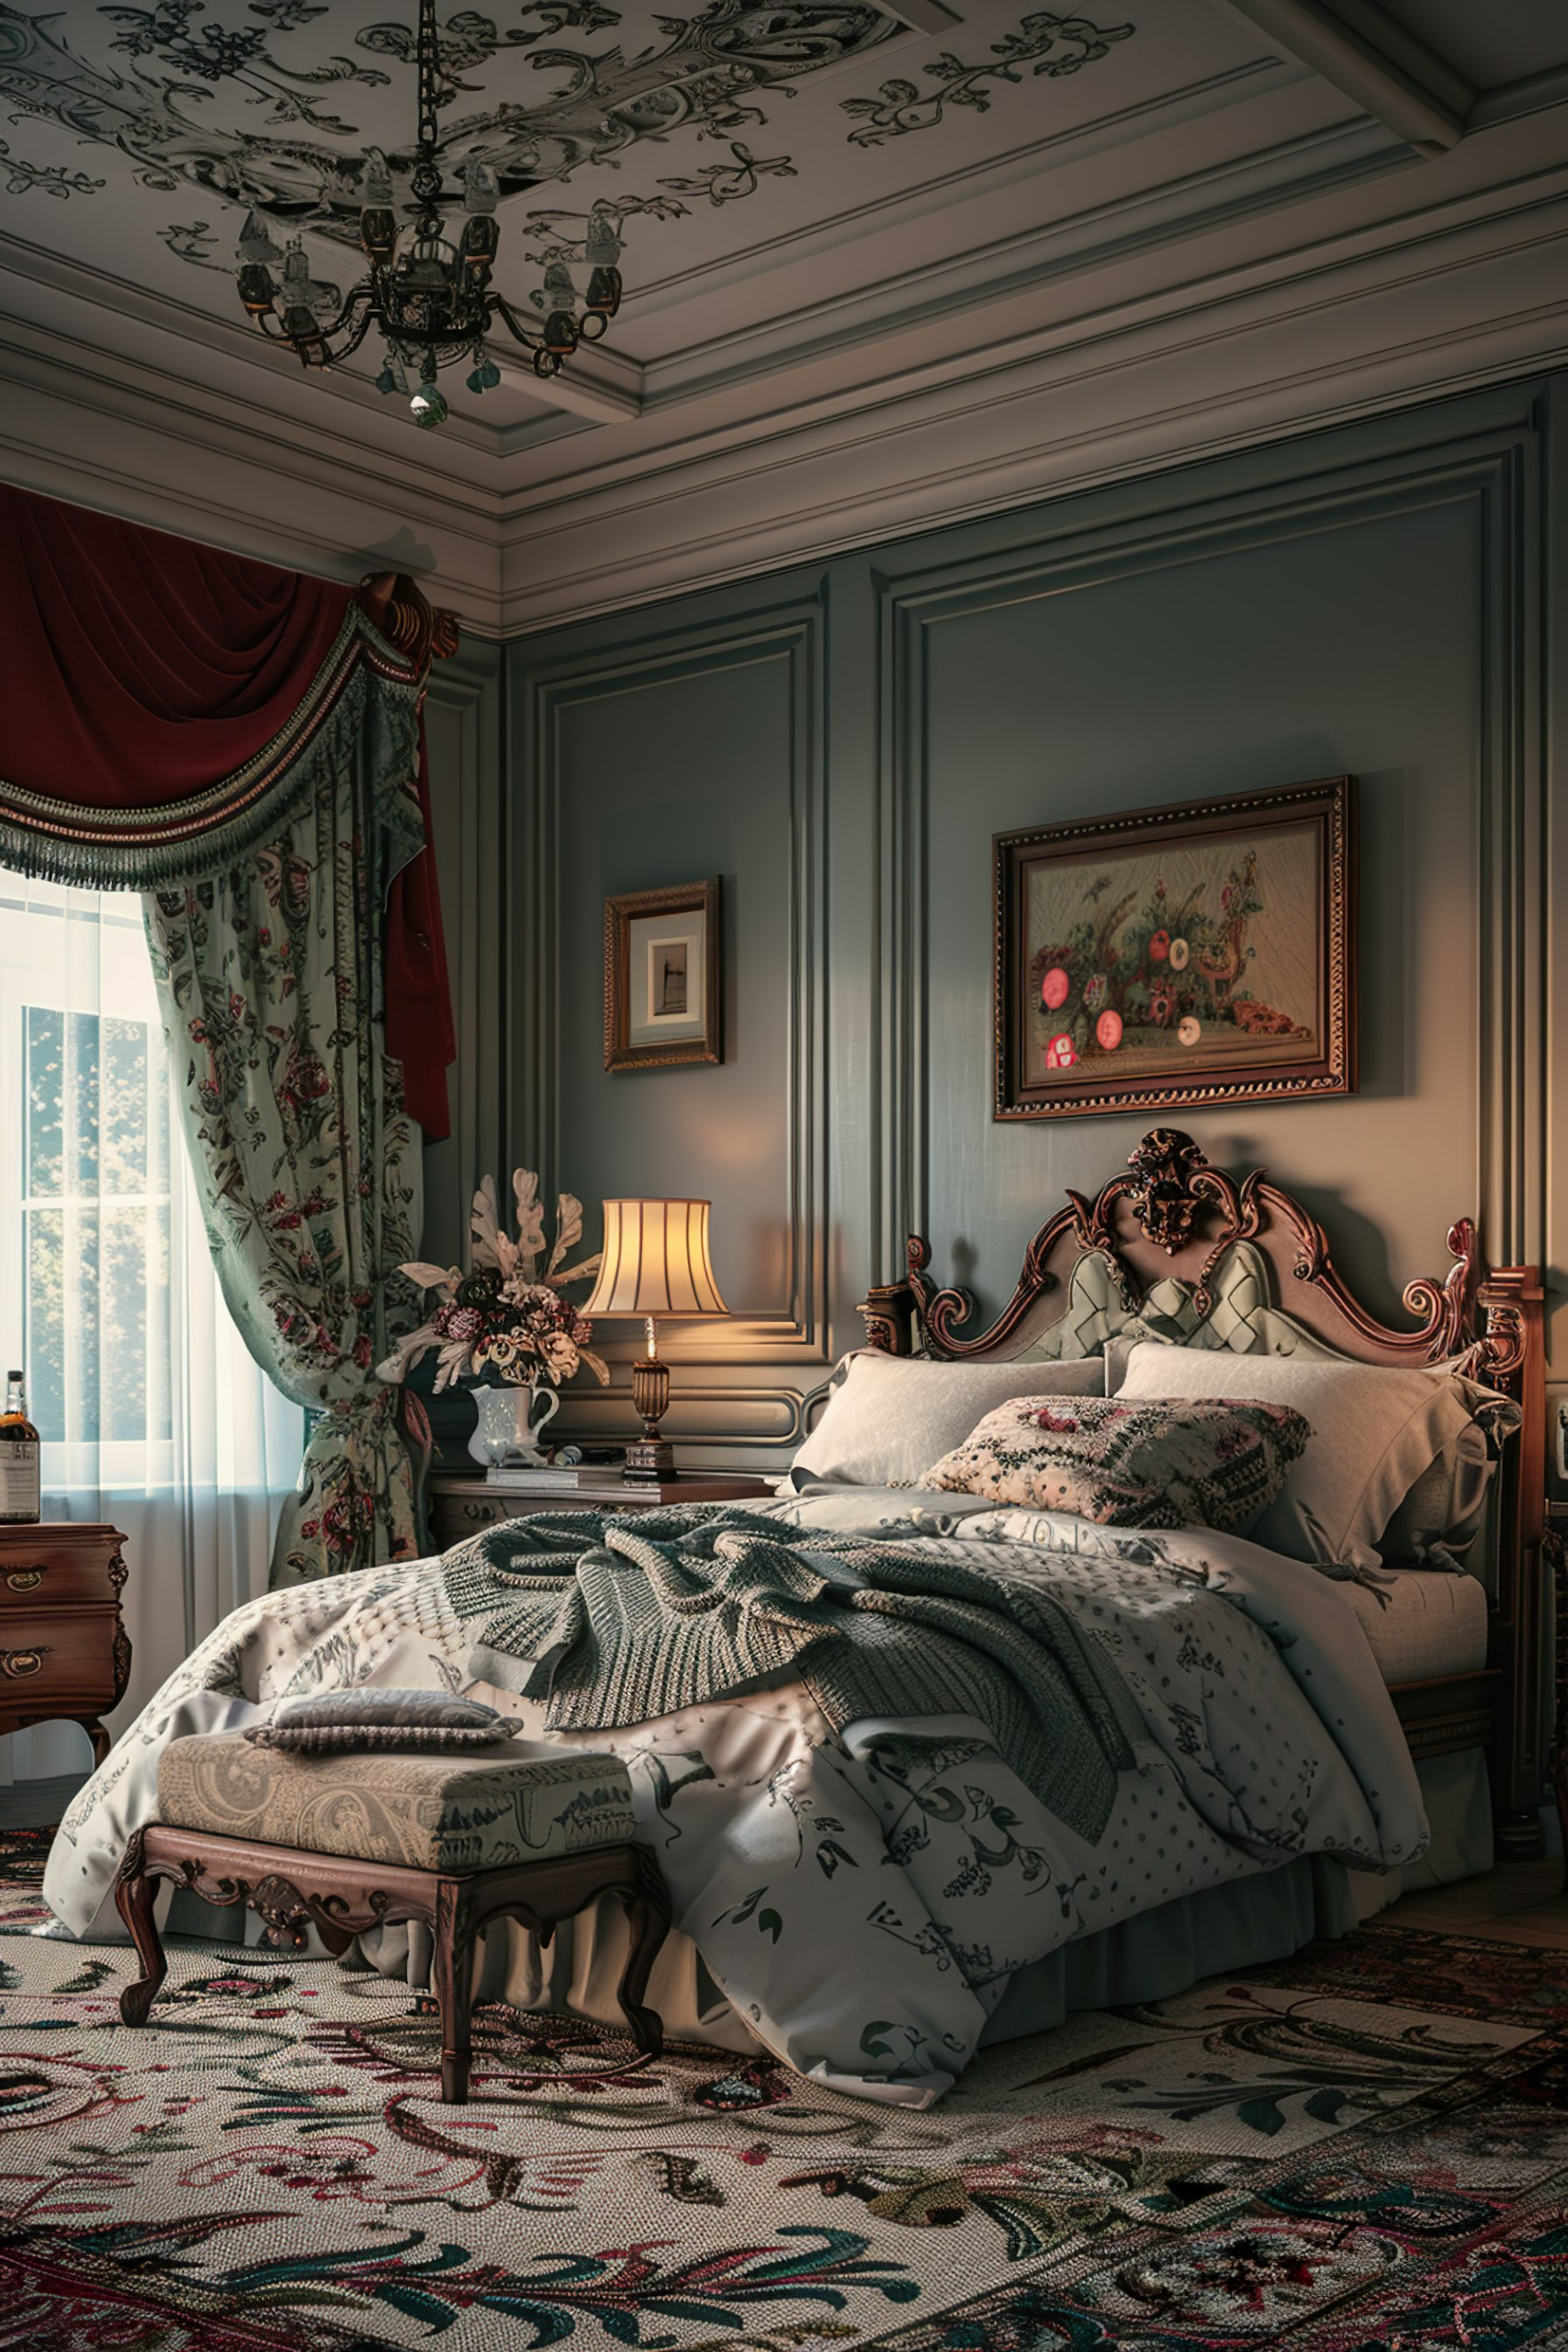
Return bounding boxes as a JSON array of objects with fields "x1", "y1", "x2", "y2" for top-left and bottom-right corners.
[{"x1": 357, "y1": 571, "x2": 460, "y2": 671}]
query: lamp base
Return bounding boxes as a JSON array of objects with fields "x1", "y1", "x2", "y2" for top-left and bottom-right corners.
[
  {"x1": 624, "y1": 1435, "x2": 677, "y2": 1484},
  {"x1": 626, "y1": 1342, "x2": 675, "y2": 1483}
]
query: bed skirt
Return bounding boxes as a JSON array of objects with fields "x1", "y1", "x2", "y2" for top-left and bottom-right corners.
[{"x1": 335, "y1": 1747, "x2": 1492, "y2": 2062}]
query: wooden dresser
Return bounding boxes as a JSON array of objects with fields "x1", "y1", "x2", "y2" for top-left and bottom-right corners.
[
  {"x1": 429, "y1": 1474, "x2": 776, "y2": 1549},
  {"x1": 0, "y1": 1524, "x2": 130, "y2": 1768}
]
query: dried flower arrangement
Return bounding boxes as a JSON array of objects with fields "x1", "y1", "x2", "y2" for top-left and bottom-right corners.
[{"x1": 377, "y1": 1171, "x2": 609, "y2": 1395}]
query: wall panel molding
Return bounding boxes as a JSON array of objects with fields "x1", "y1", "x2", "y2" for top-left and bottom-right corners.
[
  {"x1": 421, "y1": 644, "x2": 508, "y2": 1264},
  {"x1": 510, "y1": 583, "x2": 830, "y2": 1452},
  {"x1": 871, "y1": 380, "x2": 1550, "y2": 1358}
]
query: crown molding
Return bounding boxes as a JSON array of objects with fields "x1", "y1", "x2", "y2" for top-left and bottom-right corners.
[
  {"x1": 621, "y1": 54, "x2": 1311, "y2": 318},
  {"x1": 491, "y1": 174, "x2": 1568, "y2": 628},
  {"x1": 0, "y1": 294, "x2": 507, "y2": 627},
  {"x1": 633, "y1": 115, "x2": 1404, "y2": 411},
  {"x1": 0, "y1": 105, "x2": 1562, "y2": 637}
]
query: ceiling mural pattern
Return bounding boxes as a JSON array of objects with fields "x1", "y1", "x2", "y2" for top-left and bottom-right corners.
[
  {"x1": 843, "y1": 9, "x2": 1134, "y2": 145},
  {"x1": 0, "y1": 1, "x2": 1140, "y2": 303}
]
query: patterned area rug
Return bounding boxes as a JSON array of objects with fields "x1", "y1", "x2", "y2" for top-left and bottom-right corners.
[{"x1": 0, "y1": 1826, "x2": 1565, "y2": 2349}]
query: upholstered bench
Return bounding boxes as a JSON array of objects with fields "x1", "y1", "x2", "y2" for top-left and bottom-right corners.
[{"x1": 113, "y1": 1730, "x2": 671, "y2": 2102}]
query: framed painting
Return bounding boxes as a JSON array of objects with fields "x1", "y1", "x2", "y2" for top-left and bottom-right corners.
[
  {"x1": 994, "y1": 776, "x2": 1356, "y2": 1121},
  {"x1": 604, "y1": 877, "x2": 722, "y2": 1072}
]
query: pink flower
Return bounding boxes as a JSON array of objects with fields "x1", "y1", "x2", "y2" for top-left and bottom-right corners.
[{"x1": 1149, "y1": 929, "x2": 1170, "y2": 962}]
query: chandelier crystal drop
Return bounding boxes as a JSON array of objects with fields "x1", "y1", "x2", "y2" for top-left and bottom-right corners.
[{"x1": 232, "y1": 0, "x2": 621, "y2": 425}]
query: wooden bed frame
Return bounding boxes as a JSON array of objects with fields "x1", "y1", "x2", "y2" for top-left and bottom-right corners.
[{"x1": 857, "y1": 1129, "x2": 1547, "y2": 1860}]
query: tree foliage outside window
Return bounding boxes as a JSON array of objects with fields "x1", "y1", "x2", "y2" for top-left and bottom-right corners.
[
  {"x1": 21, "y1": 1004, "x2": 172, "y2": 1446},
  {"x1": 1, "y1": 877, "x2": 175, "y2": 1475}
]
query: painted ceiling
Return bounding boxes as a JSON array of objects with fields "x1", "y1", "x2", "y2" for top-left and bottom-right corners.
[
  {"x1": 0, "y1": 0, "x2": 1562, "y2": 625},
  {"x1": 0, "y1": 1, "x2": 1168, "y2": 407},
  {"x1": 2, "y1": 1, "x2": 1564, "y2": 428}
]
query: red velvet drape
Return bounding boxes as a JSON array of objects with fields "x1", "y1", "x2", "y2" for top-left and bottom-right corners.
[{"x1": 0, "y1": 484, "x2": 454, "y2": 1136}]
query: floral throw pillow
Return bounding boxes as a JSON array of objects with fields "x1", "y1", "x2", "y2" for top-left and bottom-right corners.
[{"x1": 922, "y1": 1396, "x2": 1312, "y2": 1533}]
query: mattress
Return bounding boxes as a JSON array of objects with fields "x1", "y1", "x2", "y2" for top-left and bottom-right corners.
[{"x1": 1342, "y1": 1568, "x2": 1489, "y2": 1684}]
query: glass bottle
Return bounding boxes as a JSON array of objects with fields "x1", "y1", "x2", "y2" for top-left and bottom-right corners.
[{"x1": 0, "y1": 1371, "x2": 40, "y2": 1526}]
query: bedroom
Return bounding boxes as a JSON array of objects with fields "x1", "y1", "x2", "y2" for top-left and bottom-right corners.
[{"x1": 0, "y1": 0, "x2": 1565, "y2": 2344}]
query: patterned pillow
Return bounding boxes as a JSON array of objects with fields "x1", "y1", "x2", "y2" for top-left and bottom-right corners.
[
  {"x1": 244, "y1": 1689, "x2": 522, "y2": 1754},
  {"x1": 921, "y1": 1396, "x2": 1311, "y2": 1532},
  {"x1": 245, "y1": 1722, "x2": 524, "y2": 1752}
]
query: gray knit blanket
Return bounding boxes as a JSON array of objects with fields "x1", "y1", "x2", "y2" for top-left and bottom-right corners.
[{"x1": 439, "y1": 1504, "x2": 1137, "y2": 1843}]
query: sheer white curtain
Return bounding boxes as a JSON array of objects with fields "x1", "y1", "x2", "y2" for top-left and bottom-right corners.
[{"x1": 0, "y1": 873, "x2": 303, "y2": 1782}]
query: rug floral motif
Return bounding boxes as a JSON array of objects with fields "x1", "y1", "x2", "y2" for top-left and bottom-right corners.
[{"x1": 0, "y1": 1826, "x2": 1563, "y2": 2349}]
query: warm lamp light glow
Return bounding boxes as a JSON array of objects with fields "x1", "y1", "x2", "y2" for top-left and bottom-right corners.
[
  {"x1": 583, "y1": 1199, "x2": 728, "y2": 1319},
  {"x1": 583, "y1": 1200, "x2": 727, "y2": 1483}
]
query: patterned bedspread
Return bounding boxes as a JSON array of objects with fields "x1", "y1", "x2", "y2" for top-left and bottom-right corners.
[{"x1": 41, "y1": 1487, "x2": 1427, "y2": 2106}]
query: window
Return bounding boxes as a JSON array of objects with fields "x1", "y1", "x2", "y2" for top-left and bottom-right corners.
[
  {"x1": 1, "y1": 873, "x2": 300, "y2": 1504},
  {"x1": 0, "y1": 872, "x2": 303, "y2": 1770}
]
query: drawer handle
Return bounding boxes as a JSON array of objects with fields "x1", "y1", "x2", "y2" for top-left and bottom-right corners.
[
  {"x1": 0, "y1": 1648, "x2": 49, "y2": 1678},
  {"x1": 6, "y1": 1569, "x2": 45, "y2": 1592}
]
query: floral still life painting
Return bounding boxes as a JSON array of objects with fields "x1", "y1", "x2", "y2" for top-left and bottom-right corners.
[{"x1": 994, "y1": 777, "x2": 1357, "y2": 1120}]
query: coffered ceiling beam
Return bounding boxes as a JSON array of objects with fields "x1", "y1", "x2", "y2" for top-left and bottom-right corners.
[
  {"x1": 490, "y1": 341, "x2": 643, "y2": 424},
  {"x1": 878, "y1": 0, "x2": 962, "y2": 32},
  {"x1": 1206, "y1": 0, "x2": 1471, "y2": 155}
]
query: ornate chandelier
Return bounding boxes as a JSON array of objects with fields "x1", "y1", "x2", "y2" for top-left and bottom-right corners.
[{"x1": 231, "y1": 0, "x2": 622, "y2": 428}]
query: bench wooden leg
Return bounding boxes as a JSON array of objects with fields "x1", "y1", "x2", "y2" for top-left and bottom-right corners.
[
  {"x1": 432, "y1": 1880, "x2": 477, "y2": 2105},
  {"x1": 107, "y1": 1828, "x2": 671, "y2": 2101},
  {"x1": 617, "y1": 1846, "x2": 671, "y2": 2058},
  {"x1": 114, "y1": 1830, "x2": 167, "y2": 2027}
]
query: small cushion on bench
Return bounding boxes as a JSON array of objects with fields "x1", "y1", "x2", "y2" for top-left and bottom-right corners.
[{"x1": 156, "y1": 1731, "x2": 637, "y2": 1873}]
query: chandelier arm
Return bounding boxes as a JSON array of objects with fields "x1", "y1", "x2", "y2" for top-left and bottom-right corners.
[
  {"x1": 490, "y1": 293, "x2": 545, "y2": 353},
  {"x1": 321, "y1": 308, "x2": 378, "y2": 366},
  {"x1": 307, "y1": 288, "x2": 377, "y2": 349}
]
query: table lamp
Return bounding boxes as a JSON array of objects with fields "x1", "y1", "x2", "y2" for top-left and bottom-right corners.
[{"x1": 581, "y1": 1199, "x2": 728, "y2": 1482}]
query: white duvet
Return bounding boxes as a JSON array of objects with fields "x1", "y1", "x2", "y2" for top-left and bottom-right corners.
[{"x1": 41, "y1": 1488, "x2": 1426, "y2": 2106}]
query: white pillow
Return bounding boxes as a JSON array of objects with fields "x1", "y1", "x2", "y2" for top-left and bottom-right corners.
[
  {"x1": 791, "y1": 1351, "x2": 1103, "y2": 1489},
  {"x1": 1114, "y1": 1341, "x2": 1479, "y2": 1573}
]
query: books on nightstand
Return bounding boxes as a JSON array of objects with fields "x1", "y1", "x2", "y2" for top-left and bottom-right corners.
[{"x1": 484, "y1": 1455, "x2": 626, "y2": 1493}]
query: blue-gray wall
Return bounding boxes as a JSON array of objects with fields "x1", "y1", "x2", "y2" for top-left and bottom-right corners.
[{"x1": 426, "y1": 374, "x2": 1562, "y2": 1470}]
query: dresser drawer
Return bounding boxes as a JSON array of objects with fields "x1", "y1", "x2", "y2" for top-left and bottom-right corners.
[
  {"x1": 0, "y1": 1605, "x2": 121, "y2": 1705},
  {"x1": 0, "y1": 1526, "x2": 126, "y2": 1604}
]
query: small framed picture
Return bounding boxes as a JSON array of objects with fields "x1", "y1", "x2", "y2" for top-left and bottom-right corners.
[{"x1": 604, "y1": 878, "x2": 722, "y2": 1072}]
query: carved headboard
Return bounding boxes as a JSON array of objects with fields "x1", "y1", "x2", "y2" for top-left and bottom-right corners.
[{"x1": 858, "y1": 1128, "x2": 1547, "y2": 1855}]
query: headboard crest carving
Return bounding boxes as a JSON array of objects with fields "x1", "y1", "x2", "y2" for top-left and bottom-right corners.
[
  {"x1": 1068, "y1": 1127, "x2": 1267, "y2": 1316},
  {"x1": 869, "y1": 1130, "x2": 1492, "y2": 1373}
]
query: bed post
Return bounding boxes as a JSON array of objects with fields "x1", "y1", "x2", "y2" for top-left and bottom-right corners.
[
  {"x1": 858, "y1": 1279, "x2": 916, "y2": 1355},
  {"x1": 1476, "y1": 1264, "x2": 1547, "y2": 1860}
]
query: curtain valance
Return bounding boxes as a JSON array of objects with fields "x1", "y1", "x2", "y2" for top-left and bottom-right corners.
[{"x1": 0, "y1": 483, "x2": 455, "y2": 1136}]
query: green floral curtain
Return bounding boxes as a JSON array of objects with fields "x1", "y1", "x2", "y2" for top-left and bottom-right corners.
[{"x1": 144, "y1": 668, "x2": 426, "y2": 1588}]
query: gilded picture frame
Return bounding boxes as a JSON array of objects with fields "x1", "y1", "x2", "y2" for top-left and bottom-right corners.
[
  {"x1": 995, "y1": 776, "x2": 1357, "y2": 1121},
  {"x1": 604, "y1": 877, "x2": 722, "y2": 1073}
]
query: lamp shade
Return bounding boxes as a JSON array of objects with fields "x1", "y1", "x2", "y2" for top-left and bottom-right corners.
[{"x1": 582, "y1": 1198, "x2": 728, "y2": 1318}]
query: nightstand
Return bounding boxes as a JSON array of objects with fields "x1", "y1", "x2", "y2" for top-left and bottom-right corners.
[
  {"x1": 0, "y1": 1523, "x2": 130, "y2": 1768},
  {"x1": 428, "y1": 1473, "x2": 776, "y2": 1550}
]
